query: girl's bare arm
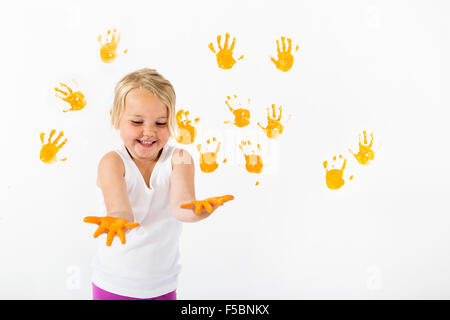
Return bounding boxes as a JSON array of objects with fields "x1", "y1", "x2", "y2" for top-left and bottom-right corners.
[
  {"x1": 97, "y1": 152, "x2": 135, "y2": 222},
  {"x1": 169, "y1": 148, "x2": 213, "y2": 222}
]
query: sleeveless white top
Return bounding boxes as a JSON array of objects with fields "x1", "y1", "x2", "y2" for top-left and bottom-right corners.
[{"x1": 91, "y1": 140, "x2": 182, "y2": 299}]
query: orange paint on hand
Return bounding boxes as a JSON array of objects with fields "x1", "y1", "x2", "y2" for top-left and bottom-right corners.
[
  {"x1": 270, "y1": 36, "x2": 299, "y2": 72},
  {"x1": 197, "y1": 137, "x2": 221, "y2": 173},
  {"x1": 176, "y1": 109, "x2": 199, "y2": 144},
  {"x1": 349, "y1": 130, "x2": 375, "y2": 165},
  {"x1": 83, "y1": 216, "x2": 139, "y2": 246},
  {"x1": 209, "y1": 33, "x2": 244, "y2": 69},
  {"x1": 54, "y1": 82, "x2": 87, "y2": 112},
  {"x1": 98, "y1": 28, "x2": 126, "y2": 63},
  {"x1": 323, "y1": 155, "x2": 349, "y2": 190},
  {"x1": 258, "y1": 104, "x2": 291, "y2": 139},
  {"x1": 224, "y1": 95, "x2": 251, "y2": 127},
  {"x1": 239, "y1": 140, "x2": 263, "y2": 173},
  {"x1": 39, "y1": 130, "x2": 68, "y2": 164},
  {"x1": 180, "y1": 194, "x2": 235, "y2": 215}
]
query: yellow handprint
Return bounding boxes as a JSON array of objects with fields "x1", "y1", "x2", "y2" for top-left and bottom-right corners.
[
  {"x1": 270, "y1": 36, "x2": 299, "y2": 72},
  {"x1": 97, "y1": 28, "x2": 127, "y2": 63},
  {"x1": 39, "y1": 130, "x2": 68, "y2": 164},
  {"x1": 323, "y1": 155, "x2": 353, "y2": 190},
  {"x1": 257, "y1": 104, "x2": 291, "y2": 139},
  {"x1": 349, "y1": 130, "x2": 375, "y2": 165},
  {"x1": 238, "y1": 140, "x2": 263, "y2": 174},
  {"x1": 196, "y1": 137, "x2": 222, "y2": 173},
  {"x1": 54, "y1": 82, "x2": 87, "y2": 112},
  {"x1": 176, "y1": 109, "x2": 200, "y2": 145},
  {"x1": 224, "y1": 95, "x2": 251, "y2": 128},
  {"x1": 209, "y1": 33, "x2": 244, "y2": 69}
]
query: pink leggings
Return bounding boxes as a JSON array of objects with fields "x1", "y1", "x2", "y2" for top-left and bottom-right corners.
[{"x1": 92, "y1": 283, "x2": 177, "y2": 300}]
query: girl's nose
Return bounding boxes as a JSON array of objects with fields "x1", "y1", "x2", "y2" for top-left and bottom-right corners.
[{"x1": 142, "y1": 126, "x2": 156, "y2": 137}]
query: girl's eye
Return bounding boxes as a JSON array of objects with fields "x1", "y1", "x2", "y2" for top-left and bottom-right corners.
[{"x1": 131, "y1": 120, "x2": 166, "y2": 126}]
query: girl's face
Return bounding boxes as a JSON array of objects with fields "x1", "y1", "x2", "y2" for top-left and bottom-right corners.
[{"x1": 117, "y1": 88, "x2": 170, "y2": 162}]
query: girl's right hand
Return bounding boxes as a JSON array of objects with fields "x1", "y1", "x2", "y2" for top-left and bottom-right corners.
[{"x1": 83, "y1": 216, "x2": 139, "y2": 246}]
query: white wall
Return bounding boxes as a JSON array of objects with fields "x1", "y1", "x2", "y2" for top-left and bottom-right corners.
[{"x1": 1, "y1": 0, "x2": 449, "y2": 299}]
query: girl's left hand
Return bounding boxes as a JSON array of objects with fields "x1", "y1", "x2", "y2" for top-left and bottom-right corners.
[{"x1": 180, "y1": 194, "x2": 234, "y2": 215}]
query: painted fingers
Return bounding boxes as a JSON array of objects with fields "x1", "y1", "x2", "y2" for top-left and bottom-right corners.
[
  {"x1": 83, "y1": 216, "x2": 139, "y2": 246},
  {"x1": 180, "y1": 194, "x2": 235, "y2": 215}
]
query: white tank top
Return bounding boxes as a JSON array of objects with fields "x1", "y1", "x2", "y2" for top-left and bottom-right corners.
[{"x1": 91, "y1": 140, "x2": 183, "y2": 299}]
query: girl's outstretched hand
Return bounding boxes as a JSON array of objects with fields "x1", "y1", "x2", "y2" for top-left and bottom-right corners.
[
  {"x1": 180, "y1": 194, "x2": 235, "y2": 215},
  {"x1": 83, "y1": 216, "x2": 139, "y2": 246}
]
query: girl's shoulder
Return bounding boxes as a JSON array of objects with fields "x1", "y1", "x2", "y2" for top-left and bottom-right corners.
[
  {"x1": 98, "y1": 151, "x2": 125, "y2": 176},
  {"x1": 99, "y1": 150, "x2": 123, "y2": 163},
  {"x1": 171, "y1": 147, "x2": 194, "y2": 168}
]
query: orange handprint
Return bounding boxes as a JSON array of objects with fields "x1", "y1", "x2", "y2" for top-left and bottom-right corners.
[
  {"x1": 238, "y1": 140, "x2": 263, "y2": 174},
  {"x1": 224, "y1": 95, "x2": 251, "y2": 128},
  {"x1": 208, "y1": 33, "x2": 244, "y2": 69},
  {"x1": 176, "y1": 109, "x2": 200, "y2": 145},
  {"x1": 39, "y1": 130, "x2": 68, "y2": 164},
  {"x1": 97, "y1": 28, "x2": 127, "y2": 63},
  {"x1": 180, "y1": 195, "x2": 235, "y2": 215},
  {"x1": 349, "y1": 130, "x2": 375, "y2": 165},
  {"x1": 197, "y1": 137, "x2": 221, "y2": 173},
  {"x1": 54, "y1": 82, "x2": 87, "y2": 112},
  {"x1": 323, "y1": 155, "x2": 353, "y2": 190},
  {"x1": 270, "y1": 36, "x2": 299, "y2": 72},
  {"x1": 83, "y1": 216, "x2": 139, "y2": 246},
  {"x1": 257, "y1": 104, "x2": 291, "y2": 139}
]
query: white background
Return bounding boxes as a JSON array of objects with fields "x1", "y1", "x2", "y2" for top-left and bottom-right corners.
[{"x1": 0, "y1": 0, "x2": 449, "y2": 299}]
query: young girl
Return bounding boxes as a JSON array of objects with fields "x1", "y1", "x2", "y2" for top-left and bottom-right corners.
[{"x1": 84, "y1": 68, "x2": 234, "y2": 300}]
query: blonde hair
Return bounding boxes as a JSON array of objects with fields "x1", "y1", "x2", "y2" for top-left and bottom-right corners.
[{"x1": 111, "y1": 68, "x2": 177, "y2": 139}]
